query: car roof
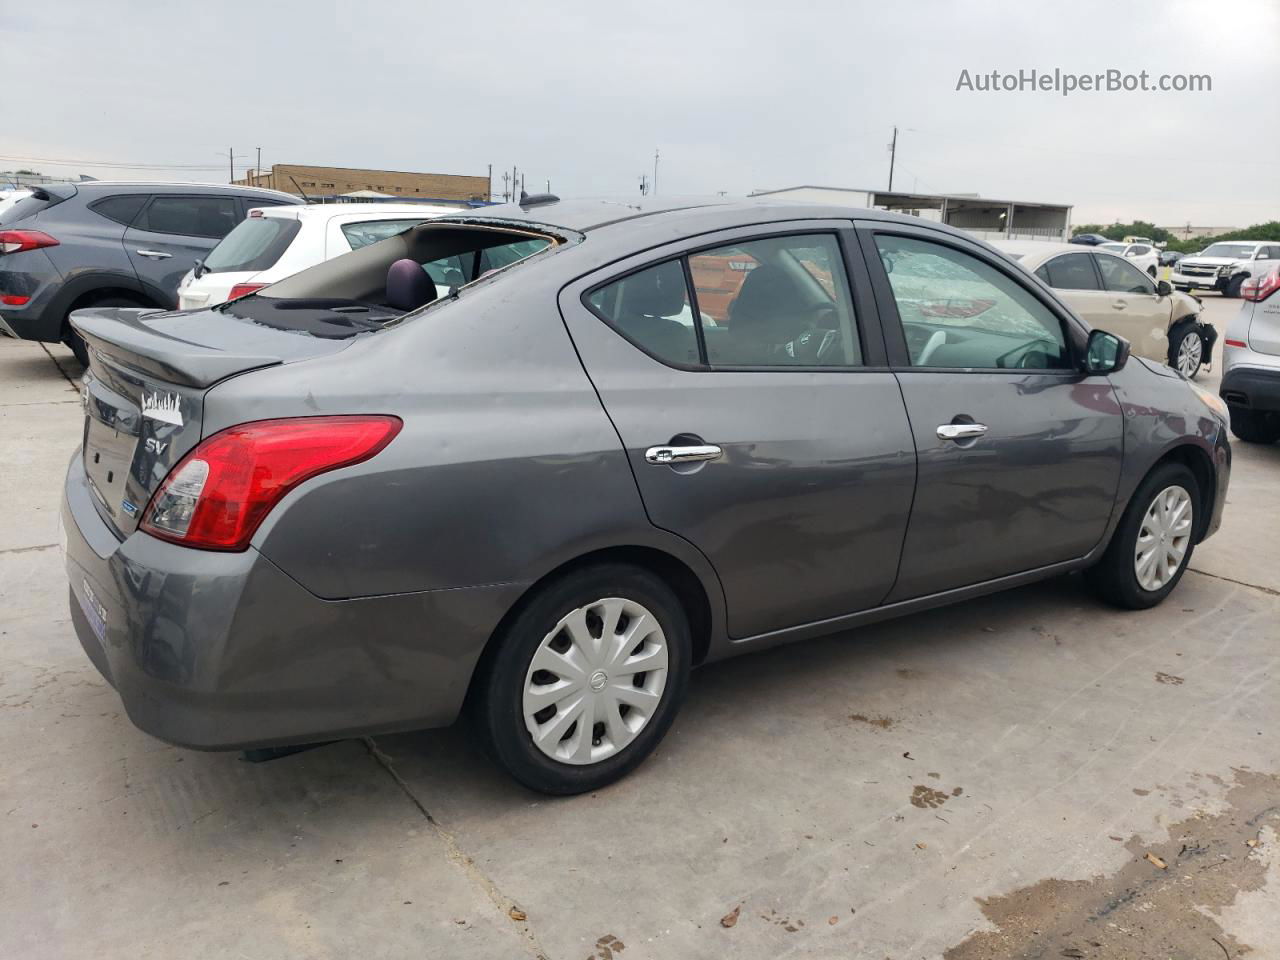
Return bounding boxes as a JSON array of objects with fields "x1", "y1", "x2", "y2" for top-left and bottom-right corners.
[
  {"x1": 433, "y1": 195, "x2": 982, "y2": 242},
  {"x1": 65, "y1": 181, "x2": 300, "y2": 202},
  {"x1": 253, "y1": 202, "x2": 465, "y2": 219}
]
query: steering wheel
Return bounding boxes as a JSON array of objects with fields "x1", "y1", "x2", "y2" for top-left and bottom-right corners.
[{"x1": 916, "y1": 329, "x2": 947, "y2": 366}]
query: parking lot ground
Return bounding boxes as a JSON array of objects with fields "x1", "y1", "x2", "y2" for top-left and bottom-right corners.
[{"x1": 1, "y1": 294, "x2": 1277, "y2": 960}]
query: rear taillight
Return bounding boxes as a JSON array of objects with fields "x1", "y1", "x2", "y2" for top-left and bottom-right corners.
[
  {"x1": 226, "y1": 283, "x2": 267, "y2": 300},
  {"x1": 0, "y1": 229, "x2": 59, "y2": 255},
  {"x1": 140, "y1": 416, "x2": 402, "y2": 551},
  {"x1": 1241, "y1": 268, "x2": 1280, "y2": 302},
  {"x1": 0, "y1": 294, "x2": 31, "y2": 305}
]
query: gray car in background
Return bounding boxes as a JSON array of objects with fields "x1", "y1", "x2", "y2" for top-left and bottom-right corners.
[
  {"x1": 61, "y1": 197, "x2": 1230, "y2": 794},
  {"x1": 0, "y1": 180, "x2": 299, "y2": 362}
]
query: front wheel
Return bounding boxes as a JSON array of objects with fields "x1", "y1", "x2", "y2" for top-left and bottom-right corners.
[
  {"x1": 1228, "y1": 405, "x2": 1280, "y2": 444},
  {"x1": 1225, "y1": 275, "x2": 1245, "y2": 299},
  {"x1": 1087, "y1": 462, "x2": 1199, "y2": 610},
  {"x1": 1167, "y1": 320, "x2": 1204, "y2": 379},
  {"x1": 471, "y1": 564, "x2": 691, "y2": 794}
]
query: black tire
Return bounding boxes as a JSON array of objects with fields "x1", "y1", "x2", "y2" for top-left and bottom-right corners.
[
  {"x1": 1086, "y1": 462, "x2": 1199, "y2": 610},
  {"x1": 1228, "y1": 405, "x2": 1280, "y2": 444},
  {"x1": 64, "y1": 295, "x2": 145, "y2": 366},
  {"x1": 1225, "y1": 275, "x2": 1245, "y2": 299},
  {"x1": 1166, "y1": 319, "x2": 1204, "y2": 379},
  {"x1": 471, "y1": 564, "x2": 691, "y2": 794}
]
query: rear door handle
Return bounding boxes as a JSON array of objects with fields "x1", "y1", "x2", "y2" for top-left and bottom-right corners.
[
  {"x1": 135, "y1": 249, "x2": 172, "y2": 259},
  {"x1": 936, "y1": 423, "x2": 988, "y2": 441},
  {"x1": 1112, "y1": 299, "x2": 1127, "y2": 310},
  {"x1": 645, "y1": 444, "x2": 723, "y2": 465}
]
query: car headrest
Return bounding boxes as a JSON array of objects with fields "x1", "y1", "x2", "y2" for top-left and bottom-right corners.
[
  {"x1": 386, "y1": 258, "x2": 437, "y2": 312},
  {"x1": 729, "y1": 265, "x2": 806, "y2": 337},
  {"x1": 624, "y1": 264, "x2": 686, "y2": 318}
]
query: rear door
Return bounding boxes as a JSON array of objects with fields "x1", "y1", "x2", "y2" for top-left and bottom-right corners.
[
  {"x1": 559, "y1": 222, "x2": 917, "y2": 640},
  {"x1": 862, "y1": 223, "x2": 1123, "y2": 601},
  {"x1": 124, "y1": 194, "x2": 243, "y2": 304}
]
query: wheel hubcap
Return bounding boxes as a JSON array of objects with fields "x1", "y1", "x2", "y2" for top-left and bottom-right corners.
[
  {"x1": 523, "y1": 597, "x2": 669, "y2": 765},
  {"x1": 1177, "y1": 332, "x2": 1202, "y2": 377},
  {"x1": 1134, "y1": 485, "x2": 1193, "y2": 592}
]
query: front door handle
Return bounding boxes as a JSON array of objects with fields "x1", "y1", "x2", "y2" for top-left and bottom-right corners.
[
  {"x1": 936, "y1": 423, "x2": 988, "y2": 441},
  {"x1": 135, "y1": 249, "x2": 172, "y2": 259},
  {"x1": 645, "y1": 444, "x2": 723, "y2": 465}
]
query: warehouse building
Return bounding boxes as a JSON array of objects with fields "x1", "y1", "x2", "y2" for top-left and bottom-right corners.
[
  {"x1": 235, "y1": 164, "x2": 491, "y2": 204},
  {"x1": 751, "y1": 185, "x2": 1073, "y2": 242}
]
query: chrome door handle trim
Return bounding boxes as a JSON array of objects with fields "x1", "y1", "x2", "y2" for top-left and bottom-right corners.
[
  {"x1": 645, "y1": 444, "x2": 723, "y2": 465},
  {"x1": 135, "y1": 249, "x2": 172, "y2": 259},
  {"x1": 936, "y1": 423, "x2": 988, "y2": 441}
]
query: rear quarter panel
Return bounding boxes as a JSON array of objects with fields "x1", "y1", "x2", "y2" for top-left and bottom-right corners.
[{"x1": 206, "y1": 254, "x2": 723, "y2": 615}]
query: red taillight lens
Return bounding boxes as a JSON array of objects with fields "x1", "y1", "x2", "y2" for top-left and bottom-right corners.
[
  {"x1": 1241, "y1": 268, "x2": 1280, "y2": 302},
  {"x1": 227, "y1": 283, "x2": 267, "y2": 300},
  {"x1": 0, "y1": 229, "x2": 59, "y2": 255},
  {"x1": 140, "y1": 416, "x2": 402, "y2": 551},
  {"x1": 1, "y1": 294, "x2": 31, "y2": 305},
  {"x1": 1224, "y1": 339, "x2": 1248, "y2": 348}
]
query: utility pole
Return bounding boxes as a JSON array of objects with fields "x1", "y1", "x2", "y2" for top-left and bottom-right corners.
[
  {"x1": 545, "y1": 178, "x2": 551, "y2": 193},
  {"x1": 887, "y1": 126, "x2": 897, "y2": 192},
  {"x1": 639, "y1": 174, "x2": 649, "y2": 196},
  {"x1": 227, "y1": 146, "x2": 235, "y2": 184},
  {"x1": 488, "y1": 163, "x2": 493, "y2": 202},
  {"x1": 255, "y1": 146, "x2": 262, "y2": 185},
  {"x1": 653, "y1": 148, "x2": 660, "y2": 195},
  {"x1": 501, "y1": 171, "x2": 511, "y2": 202},
  {"x1": 512, "y1": 166, "x2": 517, "y2": 201}
]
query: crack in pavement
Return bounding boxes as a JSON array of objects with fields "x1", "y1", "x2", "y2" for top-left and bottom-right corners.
[
  {"x1": 1188, "y1": 567, "x2": 1280, "y2": 597},
  {"x1": 362, "y1": 737, "x2": 551, "y2": 959},
  {"x1": 0, "y1": 543, "x2": 58, "y2": 556},
  {"x1": 37, "y1": 342, "x2": 83, "y2": 391}
]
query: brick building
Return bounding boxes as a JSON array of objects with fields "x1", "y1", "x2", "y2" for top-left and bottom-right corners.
[{"x1": 235, "y1": 164, "x2": 490, "y2": 203}]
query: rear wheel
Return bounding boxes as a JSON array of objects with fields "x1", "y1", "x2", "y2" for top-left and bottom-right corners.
[
  {"x1": 472, "y1": 564, "x2": 691, "y2": 794},
  {"x1": 1087, "y1": 462, "x2": 1199, "y2": 610},
  {"x1": 1225, "y1": 275, "x2": 1245, "y2": 299},
  {"x1": 1228, "y1": 405, "x2": 1280, "y2": 444},
  {"x1": 1167, "y1": 319, "x2": 1204, "y2": 379},
  {"x1": 64, "y1": 294, "x2": 146, "y2": 366}
]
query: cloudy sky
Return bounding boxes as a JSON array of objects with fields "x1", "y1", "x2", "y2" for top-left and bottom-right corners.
[{"x1": 4, "y1": 0, "x2": 1277, "y2": 228}]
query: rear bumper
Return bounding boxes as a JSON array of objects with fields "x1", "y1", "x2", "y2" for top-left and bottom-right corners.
[
  {"x1": 0, "y1": 249, "x2": 66, "y2": 342},
  {"x1": 62, "y1": 453, "x2": 522, "y2": 751},
  {"x1": 1220, "y1": 366, "x2": 1280, "y2": 413}
]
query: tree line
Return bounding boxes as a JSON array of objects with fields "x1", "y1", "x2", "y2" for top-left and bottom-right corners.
[{"x1": 1072, "y1": 220, "x2": 1280, "y2": 253}]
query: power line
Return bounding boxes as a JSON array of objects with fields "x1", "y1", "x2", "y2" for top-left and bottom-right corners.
[{"x1": 0, "y1": 153, "x2": 228, "y2": 170}]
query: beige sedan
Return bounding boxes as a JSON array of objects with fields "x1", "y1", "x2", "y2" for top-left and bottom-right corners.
[{"x1": 997, "y1": 242, "x2": 1211, "y2": 378}]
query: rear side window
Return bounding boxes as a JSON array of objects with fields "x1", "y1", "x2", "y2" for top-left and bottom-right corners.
[
  {"x1": 587, "y1": 260, "x2": 700, "y2": 366},
  {"x1": 203, "y1": 217, "x2": 302, "y2": 274},
  {"x1": 341, "y1": 219, "x2": 424, "y2": 250},
  {"x1": 1037, "y1": 253, "x2": 1099, "y2": 290},
  {"x1": 137, "y1": 196, "x2": 241, "y2": 238},
  {"x1": 89, "y1": 194, "x2": 147, "y2": 227}
]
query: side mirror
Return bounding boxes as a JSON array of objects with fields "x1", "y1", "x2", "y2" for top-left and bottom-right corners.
[
  {"x1": 1084, "y1": 330, "x2": 1130, "y2": 375},
  {"x1": 1156, "y1": 279, "x2": 1172, "y2": 297}
]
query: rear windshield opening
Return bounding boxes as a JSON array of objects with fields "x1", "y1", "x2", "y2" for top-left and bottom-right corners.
[
  {"x1": 222, "y1": 222, "x2": 557, "y2": 337},
  {"x1": 203, "y1": 216, "x2": 302, "y2": 274}
]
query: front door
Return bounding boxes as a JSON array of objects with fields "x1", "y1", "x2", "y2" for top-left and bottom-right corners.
[
  {"x1": 559, "y1": 224, "x2": 917, "y2": 639},
  {"x1": 864, "y1": 226, "x2": 1124, "y2": 602},
  {"x1": 124, "y1": 194, "x2": 242, "y2": 304},
  {"x1": 1093, "y1": 253, "x2": 1174, "y2": 362}
]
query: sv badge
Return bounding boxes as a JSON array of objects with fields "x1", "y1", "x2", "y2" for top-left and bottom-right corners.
[{"x1": 145, "y1": 437, "x2": 168, "y2": 455}]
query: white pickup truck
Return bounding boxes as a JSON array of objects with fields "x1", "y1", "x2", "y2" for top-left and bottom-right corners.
[{"x1": 1172, "y1": 241, "x2": 1280, "y2": 298}]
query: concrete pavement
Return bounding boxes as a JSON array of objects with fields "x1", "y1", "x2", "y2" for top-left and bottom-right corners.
[{"x1": 1, "y1": 296, "x2": 1275, "y2": 959}]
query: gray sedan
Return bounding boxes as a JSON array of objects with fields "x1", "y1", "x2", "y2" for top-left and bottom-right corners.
[{"x1": 62, "y1": 197, "x2": 1231, "y2": 794}]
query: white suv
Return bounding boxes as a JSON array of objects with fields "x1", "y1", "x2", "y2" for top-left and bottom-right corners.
[
  {"x1": 1097, "y1": 241, "x2": 1159, "y2": 277},
  {"x1": 1172, "y1": 241, "x2": 1280, "y2": 299},
  {"x1": 176, "y1": 202, "x2": 463, "y2": 309}
]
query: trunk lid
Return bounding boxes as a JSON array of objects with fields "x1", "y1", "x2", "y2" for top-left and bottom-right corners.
[{"x1": 71, "y1": 306, "x2": 350, "y2": 536}]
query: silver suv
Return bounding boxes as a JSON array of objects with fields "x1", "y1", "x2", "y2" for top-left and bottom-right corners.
[{"x1": 1221, "y1": 265, "x2": 1280, "y2": 443}]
